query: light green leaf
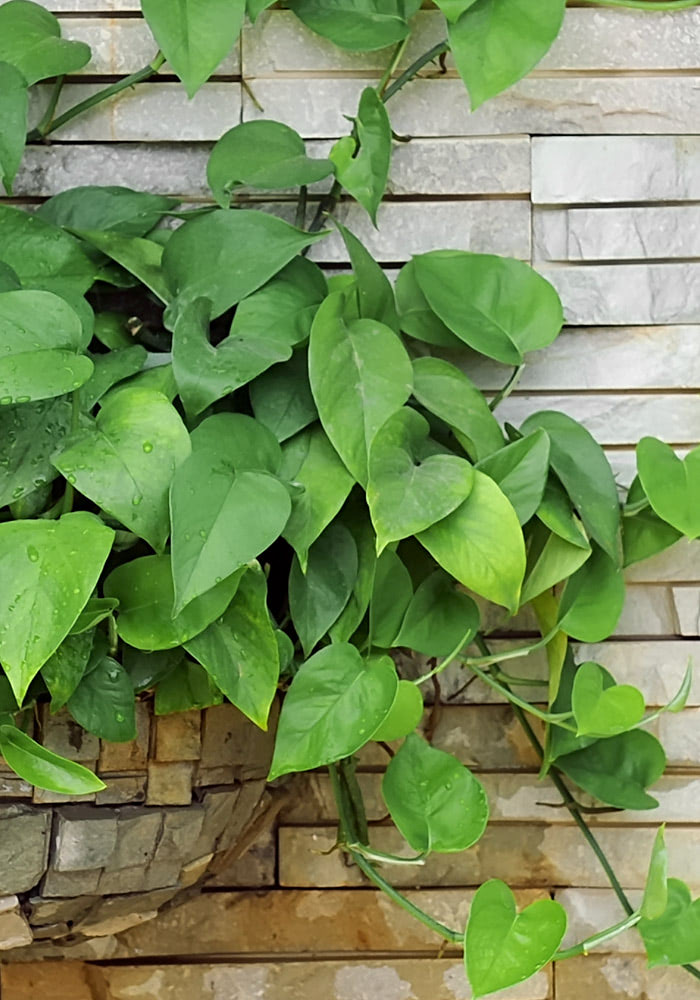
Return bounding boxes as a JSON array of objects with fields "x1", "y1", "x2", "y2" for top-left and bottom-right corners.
[
  {"x1": 141, "y1": 0, "x2": 246, "y2": 97},
  {"x1": 334, "y1": 220, "x2": 398, "y2": 330},
  {"x1": 395, "y1": 258, "x2": 462, "y2": 348},
  {"x1": 434, "y1": 0, "x2": 479, "y2": 22},
  {"x1": 67, "y1": 655, "x2": 137, "y2": 742},
  {"x1": 75, "y1": 229, "x2": 171, "y2": 303},
  {"x1": 476, "y1": 431, "x2": 550, "y2": 525},
  {"x1": 52, "y1": 386, "x2": 191, "y2": 553},
  {"x1": 383, "y1": 734, "x2": 489, "y2": 853},
  {"x1": 558, "y1": 546, "x2": 625, "y2": 643},
  {"x1": 247, "y1": 0, "x2": 276, "y2": 21},
  {"x1": 412, "y1": 357, "x2": 504, "y2": 462},
  {"x1": 185, "y1": 565, "x2": 279, "y2": 729},
  {"x1": 250, "y1": 350, "x2": 318, "y2": 444},
  {"x1": 105, "y1": 554, "x2": 242, "y2": 651},
  {"x1": 520, "y1": 524, "x2": 591, "y2": 607},
  {"x1": 0, "y1": 1, "x2": 91, "y2": 84},
  {"x1": 208, "y1": 120, "x2": 333, "y2": 205},
  {"x1": 572, "y1": 661, "x2": 645, "y2": 738},
  {"x1": 637, "y1": 437, "x2": 700, "y2": 539},
  {"x1": 190, "y1": 412, "x2": 282, "y2": 475},
  {"x1": 288, "y1": 522, "x2": 357, "y2": 656},
  {"x1": 41, "y1": 631, "x2": 93, "y2": 711},
  {"x1": 465, "y1": 879, "x2": 567, "y2": 999},
  {"x1": 69, "y1": 597, "x2": 119, "y2": 636},
  {"x1": 0, "y1": 724, "x2": 105, "y2": 794},
  {"x1": 623, "y1": 476, "x2": 681, "y2": 569},
  {"x1": 154, "y1": 657, "x2": 223, "y2": 714},
  {"x1": 395, "y1": 570, "x2": 480, "y2": 658},
  {"x1": 639, "y1": 879, "x2": 700, "y2": 967},
  {"x1": 413, "y1": 252, "x2": 563, "y2": 365},
  {"x1": 0, "y1": 205, "x2": 95, "y2": 302},
  {"x1": 286, "y1": 0, "x2": 420, "y2": 51},
  {"x1": 269, "y1": 643, "x2": 398, "y2": 780},
  {"x1": 368, "y1": 407, "x2": 475, "y2": 553},
  {"x1": 40, "y1": 187, "x2": 178, "y2": 239},
  {"x1": 370, "y1": 680, "x2": 423, "y2": 742},
  {"x1": 449, "y1": 0, "x2": 567, "y2": 110},
  {"x1": 0, "y1": 512, "x2": 114, "y2": 702},
  {"x1": 642, "y1": 826, "x2": 668, "y2": 922},
  {"x1": 309, "y1": 293, "x2": 413, "y2": 484},
  {"x1": 369, "y1": 549, "x2": 413, "y2": 649},
  {"x1": 0, "y1": 397, "x2": 72, "y2": 508},
  {"x1": 556, "y1": 729, "x2": 666, "y2": 810},
  {"x1": 0, "y1": 61, "x2": 27, "y2": 196},
  {"x1": 418, "y1": 470, "x2": 526, "y2": 613},
  {"x1": 330, "y1": 87, "x2": 391, "y2": 224},
  {"x1": 537, "y1": 477, "x2": 590, "y2": 548}
]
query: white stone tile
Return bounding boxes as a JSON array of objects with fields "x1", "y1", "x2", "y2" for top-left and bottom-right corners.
[{"x1": 672, "y1": 586, "x2": 700, "y2": 635}]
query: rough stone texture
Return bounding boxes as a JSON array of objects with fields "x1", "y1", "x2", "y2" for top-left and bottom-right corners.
[
  {"x1": 146, "y1": 762, "x2": 194, "y2": 806},
  {"x1": 671, "y1": 585, "x2": 700, "y2": 635},
  {"x1": 38, "y1": 707, "x2": 99, "y2": 764},
  {"x1": 208, "y1": 828, "x2": 276, "y2": 888},
  {"x1": 95, "y1": 776, "x2": 147, "y2": 806},
  {"x1": 554, "y1": 955, "x2": 695, "y2": 999},
  {"x1": 199, "y1": 702, "x2": 277, "y2": 780},
  {"x1": 53, "y1": 809, "x2": 119, "y2": 872},
  {"x1": 0, "y1": 807, "x2": 51, "y2": 895},
  {"x1": 155, "y1": 712, "x2": 201, "y2": 762},
  {"x1": 0, "y1": 899, "x2": 33, "y2": 951},
  {"x1": 98, "y1": 702, "x2": 150, "y2": 773}
]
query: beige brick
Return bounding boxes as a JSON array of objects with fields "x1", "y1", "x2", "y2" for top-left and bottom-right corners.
[
  {"x1": 155, "y1": 711, "x2": 201, "y2": 762},
  {"x1": 38, "y1": 707, "x2": 99, "y2": 764},
  {"x1": 200, "y1": 702, "x2": 277, "y2": 780},
  {"x1": 208, "y1": 829, "x2": 276, "y2": 888},
  {"x1": 95, "y1": 776, "x2": 147, "y2": 806},
  {"x1": 554, "y1": 955, "x2": 695, "y2": 1000},
  {"x1": 99, "y1": 702, "x2": 150, "y2": 773},
  {"x1": 146, "y1": 763, "x2": 194, "y2": 806},
  {"x1": 555, "y1": 889, "x2": 643, "y2": 955}
]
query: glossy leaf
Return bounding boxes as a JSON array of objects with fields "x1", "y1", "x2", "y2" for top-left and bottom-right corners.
[
  {"x1": 537, "y1": 476, "x2": 590, "y2": 548},
  {"x1": 623, "y1": 476, "x2": 681, "y2": 568},
  {"x1": 370, "y1": 680, "x2": 423, "y2": 742},
  {"x1": 369, "y1": 550, "x2": 414, "y2": 649},
  {"x1": 141, "y1": 0, "x2": 246, "y2": 97},
  {"x1": 449, "y1": 0, "x2": 567, "y2": 110},
  {"x1": 80, "y1": 345, "x2": 148, "y2": 411},
  {"x1": 0, "y1": 1, "x2": 90, "y2": 84},
  {"x1": 185, "y1": 565, "x2": 279, "y2": 729},
  {"x1": 69, "y1": 597, "x2": 119, "y2": 636},
  {"x1": 476, "y1": 431, "x2": 550, "y2": 525},
  {"x1": 0, "y1": 61, "x2": 27, "y2": 196},
  {"x1": 395, "y1": 259, "x2": 461, "y2": 348},
  {"x1": 0, "y1": 205, "x2": 95, "y2": 302},
  {"x1": 52, "y1": 386, "x2": 191, "y2": 553},
  {"x1": 0, "y1": 513, "x2": 113, "y2": 702},
  {"x1": 41, "y1": 630, "x2": 93, "y2": 711},
  {"x1": 309, "y1": 293, "x2": 413, "y2": 484},
  {"x1": 558, "y1": 546, "x2": 625, "y2": 643},
  {"x1": 465, "y1": 879, "x2": 567, "y2": 999},
  {"x1": 268, "y1": 644, "x2": 398, "y2": 780},
  {"x1": 368, "y1": 408, "x2": 475, "y2": 554},
  {"x1": 330, "y1": 88, "x2": 391, "y2": 224},
  {"x1": 641, "y1": 826, "x2": 668, "y2": 921},
  {"x1": 412, "y1": 357, "x2": 504, "y2": 462},
  {"x1": 521, "y1": 410, "x2": 620, "y2": 563},
  {"x1": 637, "y1": 437, "x2": 700, "y2": 539},
  {"x1": 520, "y1": 525, "x2": 591, "y2": 607},
  {"x1": 382, "y1": 734, "x2": 489, "y2": 852},
  {"x1": 154, "y1": 657, "x2": 223, "y2": 714},
  {"x1": 39, "y1": 187, "x2": 178, "y2": 239},
  {"x1": 0, "y1": 725, "x2": 104, "y2": 794},
  {"x1": 556, "y1": 729, "x2": 666, "y2": 810},
  {"x1": 0, "y1": 397, "x2": 72, "y2": 508},
  {"x1": 395, "y1": 570, "x2": 480, "y2": 657},
  {"x1": 572, "y1": 661, "x2": 645, "y2": 738},
  {"x1": 250, "y1": 350, "x2": 318, "y2": 443},
  {"x1": 68, "y1": 655, "x2": 137, "y2": 742},
  {"x1": 289, "y1": 522, "x2": 358, "y2": 656},
  {"x1": 75, "y1": 229, "x2": 171, "y2": 303},
  {"x1": 190, "y1": 412, "x2": 282, "y2": 475},
  {"x1": 105, "y1": 554, "x2": 242, "y2": 651},
  {"x1": 286, "y1": 0, "x2": 420, "y2": 51},
  {"x1": 162, "y1": 208, "x2": 326, "y2": 324},
  {"x1": 335, "y1": 220, "x2": 398, "y2": 330},
  {"x1": 413, "y1": 252, "x2": 563, "y2": 365},
  {"x1": 208, "y1": 120, "x2": 333, "y2": 205},
  {"x1": 639, "y1": 879, "x2": 700, "y2": 967},
  {"x1": 418, "y1": 470, "x2": 526, "y2": 613}
]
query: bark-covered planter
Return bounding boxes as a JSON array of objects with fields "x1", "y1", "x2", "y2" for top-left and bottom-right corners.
[{"x1": 0, "y1": 700, "x2": 275, "y2": 952}]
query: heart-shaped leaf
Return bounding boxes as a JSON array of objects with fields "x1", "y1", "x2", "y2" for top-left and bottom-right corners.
[
  {"x1": 396, "y1": 259, "x2": 462, "y2": 348},
  {"x1": 268, "y1": 644, "x2": 398, "y2": 780},
  {"x1": 394, "y1": 570, "x2": 480, "y2": 658},
  {"x1": 556, "y1": 729, "x2": 666, "y2": 810},
  {"x1": 639, "y1": 878, "x2": 700, "y2": 967},
  {"x1": 434, "y1": 0, "x2": 479, "y2": 22},
  {"x1": 0, "y1": 61, "x2": 27, "y2": 196},
  {"x1": 231, "y1": 257, "x2": 327, "y2": 352},
  {"x1": 642, "y1": 826, "x2": 668, "y2": 921},
  {"x1": 191, "y1": 412, "x2": 282, "y2": 475},
  {"x1": 154, "y1": 657, "x2": 223, "y2": 714},
  {"x1": 287, "y1": 0, "x2": 421, "y2": 51},
  {"x1": 572, "y1": 661, "x2": 645, "y2": 737},
  {"x1": 465, "y1": 879, "x2": 567, "y2": 999},
  {"x1": 52, "y1": 386, "x2": 191, "y2": 553},
  {"x1": 0, "y1": 725, "x2": 104, "y2": 795},
  {"x1": 382, "y1": 734, "x2": 489, "y2": 853},
  {"x1": 328, "y1": 496, "x2": 378, "y2": 642},
  {"x1": 637, "y1": 437, "x2": 700, "y2": 539},
  {"x1": 368, "y1": 408, "x2": 475, "y2": 554},
  {"x1": 330, "y1": 88, "x2": 391, "y2": 225},
  {"x1": 476, "y1": 431, "x2": 550, "y2": 525},
  {"x1": 0, "y1": 1, "x2": 91, "y2": 85},
  {"x1": 370, "y1": 680, "x2": 424, "y2": 743}
]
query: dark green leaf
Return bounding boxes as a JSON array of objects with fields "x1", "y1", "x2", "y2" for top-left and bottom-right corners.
[
  {"x1": 537, "y1": 476, "x2": 590, "y2": 548},
  {"x1": 639, "y1": 879, "x2": 700, "y2": 967},
  {"x1": 395, "y1": 570, "x2": 480, "y2": 657},
  {"x1": 369, "y1": 549, "x2": 413, "y2": 648},
  {"x1": 335, "y1": 220, "x2": 398, "y2": 330},
  {"x1": 558, "y1": 546, "x2": 625, "y2": 643},
  {"x1": 0, "y1": 396, "x2": 72, "y2": 508},
  {"x1": 69, "y1": 597, "x2": 119, "y2": 635},
  {"x1": 154, "y1": 657, "x2": 223, "y2": 714},
  {"x1": 68, "y1": 656, "x2": 136, "y2": 742},
  {"x1": 123, "y1": 646, "x2": 182, "y2": 694},
  {"x1": 330, "y1": 88, "x2": 391, "y2": 224},
  {"x1": 556, "y1": 730, "x2": 666, "y2": 810},
  {"x1": 328, "y1": 495, "x2": 377, "y2": 642},
  {"x1": 0, "y1": 261, "x2": 21, "y2": 292},
  {"x1": 0, "y1": 1, "x2": 90, "y2": 84},
  {"x1": 286, "y1": 0, "x2": 420, "y2": 50},
  {"x1": 370, "y1": 680, "x2": 423, "y2": 742},
  {"x1": 41, "y1": 630, "x2": 93, "y2": 711},
  {"x1": 250, "y1": 350, "x2": 318, "y2": 443},
  {"x1": 232, "y1": 256, "x2": 327, "y2": 348},
  {"x1": 80, "y1": 345, "x2": 148, "y2": 411},
  {"x1": 637, "y1": 437, "x2": 700, "y2": 539},
  {"x1": 39, "y1": 187, "x2": 178, "y2": 238},
  {"x1": 0, "y1": 61, "x2": 27, "y2": 196},
  {"x1": 623, "y1": 476, "x2": 681, "y2": 568},
  {"x1": 0, "y1": 205, "x2": 95, "y2": 302},
  {"x1": 0, "y1": 724, "x2": 104, "y2": 794},
  {"x1": 75, "y1": 229, "x2": 170, "y2": 303},
  {"x1": 476, "y1": 431, "x2": 550, "y2": 525}
]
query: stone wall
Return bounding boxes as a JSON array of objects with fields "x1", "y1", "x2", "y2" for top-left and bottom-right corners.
[{"x1": 2, "y1": 3, "x2": 700, "y2": 997}]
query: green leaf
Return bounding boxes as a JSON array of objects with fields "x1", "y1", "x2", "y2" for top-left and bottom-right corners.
[
  {"x1": 268, "y1": 643, "x2": 398, "y2": 780},
  {"x1": 369, "y1": 549, "x2": 413, "y2": 648},
  {"x1": 330, "y1": 88, "x2": 391, "y2": 225},
  {"x1": 465, "y1": 879, "x2": 567, "y2": 999},
  {"x1": 289, "y1": 523, "x2": 357, "y2": 658},
  {"x1": 556, "y1": 729, "x2": 666, "y2": 810},
  {"x1": 521, "y1": 410, "x2": 621, "y2": 563},
  {"x1": 637, "y1": 437, "x2": 700, "y2": 539},
  {"x1": 40, "y1": 187, "x2": 178, "y2": 239},
  {"x1": 328, "y1": 495, "x2": 377, "y2": 642},
  {"x1": 0, "y1": 289, "x2": 93, "y2": 404},
  {"x1": 250, "y1": 350, "x2": 318, "y2": 444},
  {"x1": 41, "y1": 630, "x2": 93, "y2": 711},
  {"x1": 382, "y1": 734, "x2": 489, "y2": 853},
  {"x1": 52, "y1": 386, "x2": 191, "y2": 553},
  {"x1": 537, "y1": 477, "x2": 590, "y2": 548},
  {"x1": 208, "y1": 120, "x2": 333, "y2": 205},
  {"x1": 623, "y1": 476, "x2": 681, "y2": 568},
  {"x1": 418, "y1": 470, "x2": 526, "y2": 613},
  {"x1": 395, "y1": 570, "x2": 480, "y2": 657},
  {"x1": 141, "y1": 0, "x2": 245, "y2": 97},
  {"x1": 0, "y1": 261, "x2": 21, "y2": 292},
  {"x1": 368, "y1": 408, "x2": 474, "y2": 553},
  {"x1": 434, "y1": 0, "x2": 479, "y2": 22},
  {"x1": 286, "y1": 0, "x2": 420, "y2": 51},
  {"x1": 370, "y1": 680, "x2": 423, "y2": 742},
  {"x1": 412, "y1": 357, "x2": 504, "y2": 462},
  {"x1": 0, "y1": 61, "x2": 27, "y2": 196},
  {"x1": 520, "y1": 524, "x2": 591, "y2": 607},
  {"x1": 639, "y1": 879, "x2": 700, "y2": 967},
  {"x1": 642, "y1": 826, "x2": 668, "y2": 922},
  {"x1": 309, "y1": 293, "x2": 413, "y2": 484},
  {"x1": 395, "y1": 259, "x2": 462, "y2": 348},
  {"x1": 154, "y1": 657, "x2": 223, "y2": 714},
  {"x1": 75, "y1": 229, "x2": 170, "y2": 304},
  {"x1": 190, "y1": 412, "x2": 282, "y2": 474},
  {"x1": 449, "y1": 0, "x2": 567, "y2": 110},
  {"x1": 170, "y1": 452, "x2": 290, "y2": 614},
  {"x1": 105, "y1": 554, "x2": 242, "y2": 651},
  {"x1": 80, "y1": 345, "x2": 148, "y2": 411},
  {"x1": 413, "y1": 252, "x2": 563, "y2": 365},
  {"x1": 69, "y1": 597, "x2": 119, "y2": 635},
  {"x1": 68, "y1": 655, "x2": 137, "y2": 742},
  {"x1": 281, "y1": 425, "x2": 355, "y2": 570},
  {"x1": 247, "y1": 0, "x2": 276, "y2": 21},
  {"x1": 0, "y1": 397, "x2": 72, "y2": 508},
  {"x1": 0, "y1": 513, "x2": 114, "y2": 702},
  {"x1": 571, "y1": 661, "x2": 645, "y2": 738},
  {"x1": 334, "y1": 220, "x2": 398, "y2": 330},
  {"x1": 163, "y1": 209, "x2": 326, "y2": 325},
  {"x1": 558, "y1": 546, "x2": 625, "y2": 643},
  {"x1": 0, "y1": 1, "x2": 91, "y2": 84},
  {"x1": 232, "y1": 256, "x2": 327, "y2": 349},
  {"x1": 123, "y1": 646, "x2": 181, "y2": 694},
  {"x1": 184, "y1": 565, "x2": 279, "y2": 729},
  {"x1": 0, "y1": 205, "x2": 95, "y2": 301},
  {"x1": 476, "y1": 431, "x2": 550, "y2": 525},
  {"x1": 0, "y1": 724, "x2": 104, "y2": 794}
]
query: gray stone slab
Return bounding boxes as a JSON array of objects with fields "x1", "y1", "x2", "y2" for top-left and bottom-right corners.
[
  {"x1": 103, "y1": 808, "x2": 163, "y2": 872},
  {"x1": 54, "y1": 808, "x2": 119, "y2": 872},
  {"x1": 0, "y1": 806, "x2": 51, "y2": 895}
]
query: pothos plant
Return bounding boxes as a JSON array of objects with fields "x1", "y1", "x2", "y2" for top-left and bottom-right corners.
[{"x1": 0, "y1": 0, "x2": 699, "y2": 995}]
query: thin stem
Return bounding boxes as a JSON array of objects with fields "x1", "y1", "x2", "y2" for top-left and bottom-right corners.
[
  {"x1": 383, "y1": 41, "x2": 449, "y2": 102},
  {"x1": 494, "y1": 670, "x2": 549, "y2": 687},
  {"x1": 28, "y1": 52, "x2": 166, "y2": 142},
  {"x1": 622, "y1": 497, "x2": 651, "y2": 517},
  {"x1": 489, "y1": 364, "x2": 525, "y2": 412},
  {"x1": 34, "y1": 75, "x2": 65, "y2": 138},
  {"x1": 348, "y1": 843, "x2": 427, "y2": 866},
  {"x1": 554, "y1": 912, "x2": 642, "y2": 961},
  {"x1": 466, "y1": 662, "x2": 577, "y2": 729},
  {"x1": 461, "y1": 626, "x2": 560, "y2": 669},
  {"x1": 376, "y1": 37, "x2": 409, "y2": 99},
  {"x1": 295, "y1": 185, "x2": 308, "y2": 229},
  {"x1": 411, "y1": 624, "x2": 479, "y2": 686}
]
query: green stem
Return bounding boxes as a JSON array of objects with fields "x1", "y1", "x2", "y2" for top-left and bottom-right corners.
[
  {"x1": 382, "y1": 41, "x2": 449, "y2": 102},
  {"x1": 466, "y1": 662, "x2": 577, "y2": 729},
  {"x1": 494, "y1": 670, "x2": 549, "y2": 687},
  {"x1": 410, "y1": 624, "x2": 481, "y2": 686},
  {"x1": 34, "y1": 75, "x2": 66, "y2": 138},
  {"x1": 28, "y1": 52, "x2": 166, "y2": 142},
  {"x1": 348, "y1": 843, "x2": 427, "y2": 866},
  {"x1": 376, "y1": 37, "x2": 410, "y2": 99},
  {"x1": 60, "y1": 390, "x2": 81, "y2": 516},
  {"x1": 295, "y1": 185, "x2": 308, "y2": 229},
  {"x1": 489, "y1": 364, "x2": 525, "y2": 412},
  {"x1": 554, "y1": 912, "x2": 642, "y2": 961}
]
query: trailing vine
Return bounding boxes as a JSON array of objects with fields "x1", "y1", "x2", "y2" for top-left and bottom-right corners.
[{"x1": 0, "y1": 0, "x2": 699, "y2": 994}]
